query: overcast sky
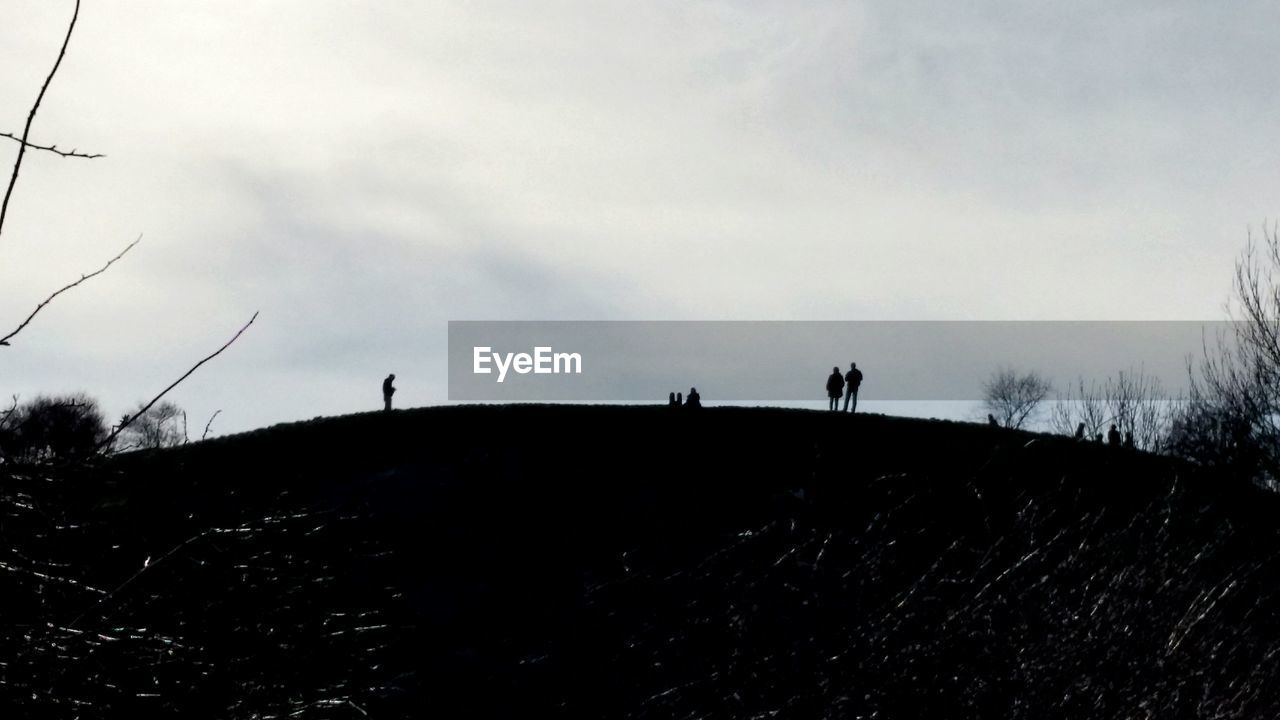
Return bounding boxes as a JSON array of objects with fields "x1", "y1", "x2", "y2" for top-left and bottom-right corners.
[{"x1": 2, "y1": 1, "x2": 1278, "y2": 435}]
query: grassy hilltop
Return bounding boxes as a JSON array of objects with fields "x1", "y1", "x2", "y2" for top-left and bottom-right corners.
[{"x1": 5, "y1": 405, "x2": 1280, "y2": 718}]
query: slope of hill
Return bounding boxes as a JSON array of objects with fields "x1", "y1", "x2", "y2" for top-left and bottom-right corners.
[{"x1": 4, "y1": 405, "x2": 1280, "y2": 718}]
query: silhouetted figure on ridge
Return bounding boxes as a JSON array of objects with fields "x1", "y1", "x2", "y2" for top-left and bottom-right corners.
[
  {"x1": 826, "y1": 367, "x2": 844, "y2": 412},
  {"x1": 1075, "y1": 423, "x2": 1086, "y2": 440},
  {"x1": 988, "y1": 413, "x2": 1000, "y2": 427},
  {"x1": 676, "y1": 391, "x2": 683, "y2": 406},
  {"x1": 843, "y1": 362, "x2": 863, "y2": 413},
  {"x1": 686, "y1": 387, "x2": 701, "y2": 409},
  {"x1": 382, "y1": 373, "x2": 396, "y2": 412},
  {"x1": 1124, "y1": 431, "x2": 1134, "y2": 449},
  {"x1": 668, "y1": 392, "x2": 678, "y2": 407},
  {"x1": 1108, "y1": 424, "x2": 1121, "y2": 446}
]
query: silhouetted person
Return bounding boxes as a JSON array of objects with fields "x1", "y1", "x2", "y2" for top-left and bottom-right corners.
[
  {"x1": 1074, "y1": 422, "x2": 1086, "y2": 440},
  {"x1": 1108, "y1": 424, "x2": 1121, "y2": 446},
  {"x1": 668, "y1": 392, "x2": 678, "y2": 406},
  {"x1": 843, "y1": 362, "x2": 863, "y2": 413},
  {"x1": 826, "y1": 366, "x2": 844, "y2": 412},
  {"x1": 686, "y1": 387, "x2": 701, "y2": 409},
  {"x1": 1124, "y1": 431, "x2": 1135, "y2": 449},
  {"x1": 382, "y1": 373, "x2": 396, "y2": 411},
  {"x1": 1095, "y1": 433, "x2": 1103, "y2": 443},
  {"x1": 676, "y1": 391, "x2": 683, "y2": 406},
  {"x1": 988, "y1": 413, "x2": 1000, "y2": 427}
]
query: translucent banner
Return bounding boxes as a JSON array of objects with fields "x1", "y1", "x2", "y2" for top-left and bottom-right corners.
[{"x1": 447, "y1": 321, "x2": 1230, "y2": 402}]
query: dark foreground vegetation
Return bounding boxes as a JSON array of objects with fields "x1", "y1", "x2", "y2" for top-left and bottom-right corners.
[{"x1": 3, "y1": 405, "x2": 1280, "y2": 718}]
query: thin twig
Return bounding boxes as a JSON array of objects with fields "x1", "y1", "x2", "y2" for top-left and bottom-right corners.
[
  {"x1": 0, "y1": 132, "x2": 102, "y2": 159},
  {"x1": 0, "y1": 235, "x2": 140, "y2": 347},
  {"x1": 0, "y1": 0, "x2": 81, "y2": 244},
  {"x1": 201, "y1": 409, "x2": 222, "y2": 441},
  {"x1": 100, "y1": 312, "x2": 259, "y2": 452},
  {"x1": 65, "y1": 528, "x2": 211, "y2": 630}
]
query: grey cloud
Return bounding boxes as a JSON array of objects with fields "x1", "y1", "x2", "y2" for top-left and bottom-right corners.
[{"x1": 3, "y1": 1, "x2": 1278, "y2": 434}]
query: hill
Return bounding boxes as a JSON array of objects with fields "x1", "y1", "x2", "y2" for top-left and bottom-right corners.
[{"x1": 4, "y1": 405, "x2": 1280, "y2": 718}]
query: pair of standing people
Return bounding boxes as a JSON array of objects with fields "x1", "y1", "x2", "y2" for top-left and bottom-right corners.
[{"x1": 826, "y1": 363, "x2": 863, "y2": 413}]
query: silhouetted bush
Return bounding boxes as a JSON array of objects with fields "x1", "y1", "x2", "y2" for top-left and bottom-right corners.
[{"x1": 0, "y1": 393, "x2": 108, "y2": 463}]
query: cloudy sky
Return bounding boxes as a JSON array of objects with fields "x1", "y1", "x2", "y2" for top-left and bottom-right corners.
[{"x1": 2, "y1": 1, "x2": 1278, "y2": 435}]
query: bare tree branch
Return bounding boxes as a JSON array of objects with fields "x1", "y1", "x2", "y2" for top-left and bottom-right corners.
[
  {"x1": 0, "y1": 236, "x2": 140, "y2": 347},
  {"x1": 100, "y1": 312, "x2": 259, "y2": 452},
  {"x1": 0, "y1": 132, "x2": 102, "y2": 159},
  {"x1": 0, "y1": 0, "x2": 81, "y2": 244},
  {"x1": 201, "y1": 409, "x2": 222, "y2": 441}
]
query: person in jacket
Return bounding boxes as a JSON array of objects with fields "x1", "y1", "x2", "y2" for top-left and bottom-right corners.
[
  {"x1": 843, "y1": 362, "x2": 863, "y2": 413},
  {"x1": 826, "y1": 367, "x2": 844, "y2": 412},
  {"x1": 382, "y1": 373, "x2": 396, "y2": 412}
]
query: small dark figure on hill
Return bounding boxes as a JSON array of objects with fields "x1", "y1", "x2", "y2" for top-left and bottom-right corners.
[
  {"x1": 988, "y1": 413, "x2": 1000, "y2": 427},
  {"x1": 843, "y1": 362, "x2": 863, "y2": 413},
  {"x1": 676, "y1": 391, "x2": 683, "y2": 406},
  {"x1": 1075, "y1": 422, "x2": 1086, "y2": 440},
  {"x1": 1095, "y1": 433, "x2": 1103, "y2": 442},
  {"x1": 1124, "y1": 431, "x2": 1134, "y2": 449},
  {"x1": 383, "y1": 373, "x2": 396, "y2": 412},
  {"x1": 1108, "y1": 424, "x2": 1121, "y2": 446},
  {"x1": 668, "y1": 392, "x2": 678, "y2": 407},
  {"x1": 686, "y1": 388, "x2": 701, "y2": 409},
  {"x1": 826, "y1": 366, "x2": 844, "y2": 412}
]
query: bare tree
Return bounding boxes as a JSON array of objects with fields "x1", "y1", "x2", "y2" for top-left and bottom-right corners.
[
  {"x1": 983, "y1": 367, "x2": 1052, "y2": 429},
  {"x1": 1173, "y1": 225, "x2": 1280, "y2": 480},
  {"x1": 1052, "y1": 368, "x2": 1183, "y2": 451},
  {"x1": 1050, "y1": 377, "x2": 1109, "y2": 440},
  {"x1": 115, "y1": 400, "x2": 186, "y2": 451}
]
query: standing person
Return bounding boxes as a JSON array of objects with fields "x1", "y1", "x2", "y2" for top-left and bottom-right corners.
[
  {"x1": 843, "y1": 362, "x2": 863, "y2": 413},
  {"x1": 1107, "y1": 424, "x2": 1121, "y2": 446},
  {"x1": 826, "y1": 366, "x2": 844, "y2": 412},
  {"x1": 382, "y1": 373, "x2": 396, "y2": 412}
]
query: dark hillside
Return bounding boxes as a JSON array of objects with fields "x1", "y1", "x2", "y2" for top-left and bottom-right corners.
[{"x1": 5, "y1": 405, "x2": 1280, "y2": 718}]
